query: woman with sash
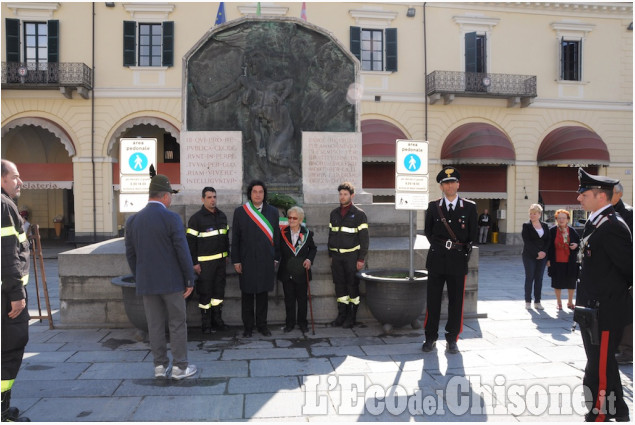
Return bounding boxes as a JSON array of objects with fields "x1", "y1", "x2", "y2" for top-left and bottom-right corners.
[{"x1": 278, "y1": 206, "x2": 317, "y2": 333}]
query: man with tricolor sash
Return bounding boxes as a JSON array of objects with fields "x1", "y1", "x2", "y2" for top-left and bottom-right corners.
[
  {"x1": 187, "y1": 187, "x2": 230, "y2": 334},
  {"x1": 328, "y1": 182, "x2": 369, "y2": 329},
  {"x1": 232, "y1": 180, "x2": 281, "y2": 337},
  {"x1": 1, "y1": 159, "x2": 30, "y2": 422}
]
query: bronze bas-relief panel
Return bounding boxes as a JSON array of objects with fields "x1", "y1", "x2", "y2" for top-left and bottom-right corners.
[{"x1": 187, "y1": 20, "x2": 356, "y2": 187}]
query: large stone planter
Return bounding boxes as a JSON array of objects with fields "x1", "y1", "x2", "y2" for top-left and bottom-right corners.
[
  {"x1": 111, "y1": 274, "x2": 148, "y2": 333},
  {"x1": 357, "y1": 269, "x2": 428, "y2": 334}
]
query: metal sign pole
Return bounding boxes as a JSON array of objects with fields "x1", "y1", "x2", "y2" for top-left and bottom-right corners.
[{"x1": 409, "y1": 210, "x2": 415, "y2": 279}]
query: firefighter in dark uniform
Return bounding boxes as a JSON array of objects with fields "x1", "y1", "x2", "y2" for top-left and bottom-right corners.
[
  {"x1": 575, "y1": 168, "x2": 632, "y2": 422},
  {"x1": 1, "y1": 160, "x2": 30, "y2": 422},
  {"x1": 186, "y1": 187, "x2": 230, "y2": 334},
  {"x1": 422, "y1": 167, "x2": 477, "y2": 354},
  {"x1": 328, "y1": 182, "x2": 369, "y2": 329}
]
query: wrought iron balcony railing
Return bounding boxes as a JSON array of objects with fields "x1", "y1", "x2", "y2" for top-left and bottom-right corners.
[
  {"x1": 426, "y1": 70, "x2": 537, "y2": 107},
  {"x1": 2, "y1": 62, "x2": 92, "y2": 99}
]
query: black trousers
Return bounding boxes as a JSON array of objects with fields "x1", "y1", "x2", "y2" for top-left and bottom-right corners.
[
  {"x1": 281, "y1": 277, "x2": 308, "y2": 327},
  {"x1": 1, "y1": 290, "x2": 29, "y2": 389},
  {"x1": 241, "y1": 291, "x2": 268, "y2": 330},
  {"x1": 581, "y1": 325, "x2": 629, "y2": 420},
  {"x1": 331, "y1": 253, "x2": 359, "y2": 300},
  {"x1": 424, "y1": 272, "x2": 466, "y2": 342},
  {"x1": 197, "y1": 260, "x2": 226, "y2": 307}
]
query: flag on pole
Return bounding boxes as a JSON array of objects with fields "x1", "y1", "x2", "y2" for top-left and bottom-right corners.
[
  {"x1": 256, "y1": 2, "x2": 261, "y2": 16},
  {"x1": 301, "y1": 2, "x2": 307, "y2": 21},
  {"x1": 215, "y1": 2, "x2": 226, "y2": 25}
]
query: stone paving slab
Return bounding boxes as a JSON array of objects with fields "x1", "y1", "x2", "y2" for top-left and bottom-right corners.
[
  {"x1": 129, "y1": 395, "x2": 244, "y2": 421},
  {"x1": 113, "y1": 377, "x2": 227, "y2": 396},
  {"x1": 228, "y1": 376, "x2": 302, "y2": 394},
  {"x1": 222, "y1": 347, "x2": 309, "y2": 360},
  {"x1": 196, "y1": 360, "x2": 250, "y2": 378},
  {"x1": 11, "y1": 379, "x2": 121, "y2": 398},
  {"x1": 24, "y1": 397, "x2": 142, "y2": 422},
  {"x1": 250, "y1": 358, "x2": 334, "y2": 377}
]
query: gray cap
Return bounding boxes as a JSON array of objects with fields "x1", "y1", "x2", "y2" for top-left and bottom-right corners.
[{"x1": 149, "y1": 174, "x2": 178, "y2": 193}]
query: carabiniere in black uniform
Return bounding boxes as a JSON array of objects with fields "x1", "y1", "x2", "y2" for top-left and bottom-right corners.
[
  {"x1": 575, "y1": 168, "x2": 632, "y2": 422},
  {"x1": 422, "y1": 167, "x2": 477, "y2": 354}
]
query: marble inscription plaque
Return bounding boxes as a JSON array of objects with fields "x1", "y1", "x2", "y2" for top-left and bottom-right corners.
[
  {"x1": 302, "y1": 132, "x2": 362, "y2": 193},
  {"x1": 180, "y1": 131, "x2": 243, "y2": 191}
]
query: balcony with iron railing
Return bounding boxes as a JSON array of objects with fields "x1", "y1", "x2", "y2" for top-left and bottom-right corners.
[
  {"x1": 426, "y1": 71, "x2": 537, "y2": 108},
  {"x1": 2, "y1": 62, "x2": 92, "y2": 99}
]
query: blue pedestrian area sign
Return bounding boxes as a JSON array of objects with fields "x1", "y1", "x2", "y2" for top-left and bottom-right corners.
[
  {"x1": 395, "y1": 140, "x2": 429, "y2": 210},
  {"x1": 119, "y1": 138, "x2": 157, "y2": 212}
]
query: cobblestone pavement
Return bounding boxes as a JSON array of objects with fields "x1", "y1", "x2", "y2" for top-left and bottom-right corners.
[{"x1": 12, "y1": 243, "x2": 632, "y2": 422}]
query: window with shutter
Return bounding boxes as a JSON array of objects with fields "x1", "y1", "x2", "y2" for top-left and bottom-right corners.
[
  {"x1": 561, "y1": 38, "x2": 581, "y2": 81},
  {"x1": 48, "y1": 20, "x2": 59, "y2": 64},
  {"x1": 6, "y1": 18, "x2": 20, "y2": 63},
  {"x1": 162, "y1": 21, "x2": 173, "y2": 67},
  {"x1": 123, "y1": 21, "x2": 136, "y2": 66},
  {"x1": 351, "y1": 26, "x2": 397, "y2": 72}
]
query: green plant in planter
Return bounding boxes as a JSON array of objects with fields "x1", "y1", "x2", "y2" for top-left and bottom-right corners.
[{"x1": 268, "y1": 193, "x2": 297, "y2": 216}]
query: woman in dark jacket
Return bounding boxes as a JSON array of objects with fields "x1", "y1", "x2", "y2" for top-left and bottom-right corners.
[
  {"x1": 277, "y1": 206, "x2": 317, "y2": 333},
  {"x1": 521, "y1": 203, "x2": 550, "y2": 310},
  {"x1": 547, "y1": 209, "x2": 580, "y2": 310}
]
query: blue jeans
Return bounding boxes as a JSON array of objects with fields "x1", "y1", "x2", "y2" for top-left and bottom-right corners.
[{"x1": 522, "y1": 254, "x2": 546, "y2": 303}]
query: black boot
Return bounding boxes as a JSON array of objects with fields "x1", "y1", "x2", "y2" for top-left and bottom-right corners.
[
  {"x1": 211, "y1": 304, "x2": 229, "y2": 331},
  {"x1": 330, "y1": 303, "x2": 348, "y2": 327},
  {"x1": 342, "y1": 304, "x2": 358, "y2": 329},
  {"x1": 200, "y1": 309, "x2": 212, "y2": 334},
  {"x1": 2, "y1": 390, "x2": 30, "y2": 422}
]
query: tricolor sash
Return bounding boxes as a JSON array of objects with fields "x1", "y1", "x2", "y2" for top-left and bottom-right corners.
[
  {"x1": 281, "y1": 225, "x2": 309, "y2": 256},
  {"x1": 243, "y1": 202, "x2": 274, "y2": 246}
]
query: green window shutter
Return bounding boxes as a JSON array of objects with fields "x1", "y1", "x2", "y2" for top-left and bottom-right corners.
[
  {"x1": 385, "y1": 28, "x2": 397, "y2": 71},
  {"x1": 465, "y1": 31, "x2": 477, "y2": 73},
  {"x1": 162, "y1": 21, "x2": 173, "y2": 67},
  {"x1": 48, "y1": 20, "x2": 59, "y2": 63},
  {"x1": 350, "y1": 26, "x2": 361, "y2": 61},
  {"x1": 123, "y1": 20, "x2": 136, "y2": 66},
  {"x1": 6, "y1": 18, "x2": 20, "y2": 63}
]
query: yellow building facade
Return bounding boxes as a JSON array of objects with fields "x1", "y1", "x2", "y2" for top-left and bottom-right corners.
[{"x1": 1, "y1": 2, "x2": 632, "y2": 243}]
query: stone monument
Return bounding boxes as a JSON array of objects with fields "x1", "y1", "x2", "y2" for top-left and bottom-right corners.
[{"x1": 182, "y1": 17, "x2": 361, "y2": 203}]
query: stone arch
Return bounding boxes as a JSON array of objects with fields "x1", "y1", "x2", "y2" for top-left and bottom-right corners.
[
  {"x1": 1, "y1": 117, "x2": 76, "y2": 157},
  {"x1": 106, "y1": 116, "x2": 180, "y2": 157}
]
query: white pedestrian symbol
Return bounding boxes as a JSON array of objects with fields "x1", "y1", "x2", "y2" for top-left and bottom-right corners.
[
  {"x1": 408, "y1": 155, "x2": 417, "y2": 170},
  {"x1": 133, "y1": 154, "x2": 143, "y2": 170}
]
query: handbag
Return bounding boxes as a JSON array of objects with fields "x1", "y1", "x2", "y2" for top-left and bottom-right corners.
[{"x1": 573, "y1": 306, "x2": 600, "y2": 345}]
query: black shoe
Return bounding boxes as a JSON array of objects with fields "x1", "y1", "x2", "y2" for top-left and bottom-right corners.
[
  {"x1": 299, "y1": 325, "x2": 309, "y2": 333},
  {"x1": 242, "y1": 328, "x2": 253, "y2": 338},
  {"x1": 421, "y1": 340, "x2": 436, "y2": 352},
  {"x1": 258, "y1": 327, "x2": 272, "y2": 337},
  {"x1": 446, "y1": 340, "x2": 459, "y2": 354},
  {"x1": 283, "y1": 325, "x2": 294, "y2": 333},
  {"x1": 2, "y1": 407, "x2": 30, "y2": 422},
  {"x1": 615, "y1": 352, "x2": 632, "y2": 365}
]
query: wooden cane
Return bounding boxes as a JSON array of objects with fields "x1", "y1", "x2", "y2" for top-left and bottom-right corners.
[{"x1": 306, "y1": 267, "x2": 315, "y2": 335}]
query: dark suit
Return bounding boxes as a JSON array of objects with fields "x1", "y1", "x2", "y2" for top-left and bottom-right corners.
[
  {"x1": 125, "y1": 201, "x2": 195, "y2": 370},
  {"x1": 521, "y1": 221, "x2": 550, "y2": 303},
  {"x1": 424, "y1": 196, "x2": 477, "y2": 343},
  {"x1": 576, "y1": 206, "x2": 632, "y2": 421},
  {"x1": 277, "y1": 226, "x2": 317, "y2": 328},
  {"x1": 613, "y1": 199, "x2": 633, "y2": 233},
  {"x1": 231, "y1": 201, "x2": 280, "y2": 331}
]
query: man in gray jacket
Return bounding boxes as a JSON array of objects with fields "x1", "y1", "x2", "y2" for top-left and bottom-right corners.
[{"x1": 125, "y1": 174, "x2": 197, "y2": 380}]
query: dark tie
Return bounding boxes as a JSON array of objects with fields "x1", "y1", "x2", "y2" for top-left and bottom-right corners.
[
  {"x1": 583, "y1": 220, "x2": 594, "y2": 237},
  {"x1": 448, "y1": 203, "x2": 454, "y2": 215}
]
